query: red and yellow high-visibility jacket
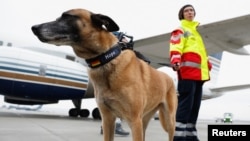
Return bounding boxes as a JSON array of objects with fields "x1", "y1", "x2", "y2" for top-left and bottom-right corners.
[{"x1": 169, "y1": 20, "x2": 212, "y2": 81}]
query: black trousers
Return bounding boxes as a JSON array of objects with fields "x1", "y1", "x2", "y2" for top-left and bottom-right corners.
[{"x1": 174, "y1": 79, "x2": 204, "y2": 141}]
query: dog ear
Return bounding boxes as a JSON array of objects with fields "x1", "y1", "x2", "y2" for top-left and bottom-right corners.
[{"x1": 91, "y1": 14, "x2": 119, "y2": 32}]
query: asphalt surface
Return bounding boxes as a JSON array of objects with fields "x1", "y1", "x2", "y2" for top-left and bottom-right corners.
[{"x1": 0, "y1": 108, "x2": 249, "y2": 141}]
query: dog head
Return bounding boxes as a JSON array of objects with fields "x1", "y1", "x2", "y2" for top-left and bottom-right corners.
[{"x1": 31, "y1": 8, "x2": 120, "y2": 59}]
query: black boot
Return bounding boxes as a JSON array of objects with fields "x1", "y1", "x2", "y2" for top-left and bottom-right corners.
[
  {"x1": 115, "y1": 123, "x2": 130, "y2": 136},
  {"x1": 100, "y1": 126, "x2": 103, "y2": 134}
]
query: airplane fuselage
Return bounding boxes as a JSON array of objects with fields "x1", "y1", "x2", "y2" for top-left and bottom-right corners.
[{"x1": 0, "y1": 46, "x2": 95, "y2": 117}]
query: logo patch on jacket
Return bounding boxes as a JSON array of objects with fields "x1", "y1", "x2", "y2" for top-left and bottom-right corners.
[{"x1": 170, "y1": 30, "x2": 183, "y2": 44}]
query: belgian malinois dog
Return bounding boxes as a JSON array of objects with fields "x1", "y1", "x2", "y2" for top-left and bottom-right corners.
[{"x1": 31, "y1": 8, "x2": 177, "y2": 141}]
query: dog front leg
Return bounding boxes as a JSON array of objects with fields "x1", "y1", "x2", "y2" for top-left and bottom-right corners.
[
  {"x1": 129, "y1": 118, "x2": 144, "y2": 141},
  {"x1": 102, "y1": 113, "x2": 116, "y2": 141}
]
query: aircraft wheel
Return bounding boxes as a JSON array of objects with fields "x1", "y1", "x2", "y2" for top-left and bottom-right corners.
[
  {"x1": 92, "y1": 107, "x2": 101, "y2": 120},
  {"x1": 79, "y1": 109, "x2": 90, "y2": 118},
  {"x1": 69, "y1": 108, "x2": 79, "y2": 117}
]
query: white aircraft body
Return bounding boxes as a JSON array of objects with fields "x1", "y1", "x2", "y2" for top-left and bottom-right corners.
[
  {"x1": 0, "y1": 46, "x2": 97, "y2": 118},
  {"x1": 198, "y1": 51, "x2": 250, "y2": 121}
]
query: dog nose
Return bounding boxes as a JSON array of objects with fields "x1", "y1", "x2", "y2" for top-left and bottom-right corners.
[
  {"x1": 31, "y1": 25, "x2": 39, "y2": 35},
  {"x1": 31, "y1": 25, "x2": 47, "y2": 42}
]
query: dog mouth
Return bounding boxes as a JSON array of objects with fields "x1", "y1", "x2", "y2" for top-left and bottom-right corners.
[
  {"x1": 53, "y1": 35, "x2": 69, "y2": 41},
  {"x1": 35, "y1": 31, "x2": 71, "y2": 44},
  {"x1": 32, "y1": 25, "x2": 71, "y2": 43},
  {"x1": 37, "y1": 34, "x2": 67, "y2": 42}
]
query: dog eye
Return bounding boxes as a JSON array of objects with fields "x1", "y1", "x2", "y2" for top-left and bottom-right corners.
[
  {"x1": 55, "y1": 14, "x2": 78, "y2": 23},
  {"x1": 62, "y1": 13, "x2": 78, "y2": 20}
]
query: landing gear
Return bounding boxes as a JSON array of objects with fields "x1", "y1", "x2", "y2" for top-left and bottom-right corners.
[
  {"x1": 92, "y1": 107, "x2": 102, "y2": 120},
  {"x1": 69, "y1": 108, "x2": 79, "y2": 117},
  {"x1": 68, "y1": 99, "x2": 90, "y2": 118},
  {"x1": 79, "y1": 109, "x2": 90, "y2": 117},
  {"x1": 68, "y1": 108, "x2": 90, "y2": 117}
]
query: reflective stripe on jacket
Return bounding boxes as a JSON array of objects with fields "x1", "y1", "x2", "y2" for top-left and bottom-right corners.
[{"x1": 169, "y1": 20, "x2": 212, "y2": 81}]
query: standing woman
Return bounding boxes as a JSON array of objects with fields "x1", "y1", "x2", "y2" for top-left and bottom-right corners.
[{"x1": 169, "y1": 4, "x2": 212, "y2": 141}]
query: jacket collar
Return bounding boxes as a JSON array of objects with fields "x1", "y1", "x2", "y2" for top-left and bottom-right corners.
[{"x1": 181, "y1": 19, "x2": 200, "y2": 30}]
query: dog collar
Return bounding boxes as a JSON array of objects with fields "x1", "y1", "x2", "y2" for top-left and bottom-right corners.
[{"x1": 85, "y1": 44, "x2": 121, "y2": 68}]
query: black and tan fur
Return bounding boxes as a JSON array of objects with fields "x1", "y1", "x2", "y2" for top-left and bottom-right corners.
[{"x1": 31, "y1": 8, "x2": 177, "y2": 141}]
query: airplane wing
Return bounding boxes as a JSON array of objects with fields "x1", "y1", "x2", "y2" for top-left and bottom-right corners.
[
  {"x1": 210, "y1": 84, "x2": 250, "y2": 93},
  {"x1": 134, "y1": 14, "x2": 250, "y2": 68}
]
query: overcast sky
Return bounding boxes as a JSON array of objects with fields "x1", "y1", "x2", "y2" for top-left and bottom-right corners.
[{"x1": 0, "y1": 0, "x2": 249, "y2": 47}]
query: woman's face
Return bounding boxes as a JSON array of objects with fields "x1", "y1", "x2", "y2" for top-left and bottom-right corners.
[{"x1": 183, "y1": 6, "x2": 195, "y2": 21}]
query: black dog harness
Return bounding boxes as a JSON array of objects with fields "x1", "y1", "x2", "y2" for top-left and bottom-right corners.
[{"x1": 85, "y1": 32, "x2": 151, "y2": 68}]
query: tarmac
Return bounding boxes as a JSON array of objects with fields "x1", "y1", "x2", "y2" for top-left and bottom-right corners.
[{"x1": 0, "y1": 108, "x2": 249, "y2": 141}]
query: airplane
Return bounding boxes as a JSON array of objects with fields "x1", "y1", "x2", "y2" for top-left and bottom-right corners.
[
  {"x1": 1, "y1": 14, "x2": 250, "y2": 120},
  {"x1": 0, "y1": 45, "x2": 96, "y2": 118}
]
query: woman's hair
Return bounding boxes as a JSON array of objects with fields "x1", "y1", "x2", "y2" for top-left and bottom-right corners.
[{"x1": 178, "y1": 4, "x2": 196, "y2": 20}]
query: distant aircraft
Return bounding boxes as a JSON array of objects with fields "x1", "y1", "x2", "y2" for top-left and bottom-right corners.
[{"x1": 1, "y1": 14, "x2": 250, "y2": 119}]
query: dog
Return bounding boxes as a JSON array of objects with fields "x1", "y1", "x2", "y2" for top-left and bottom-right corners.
[{"x1": 31, "y1": 8, "x2": 177, "y2": 141}]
